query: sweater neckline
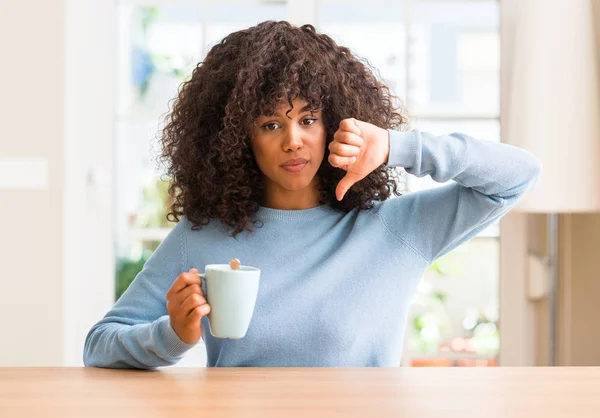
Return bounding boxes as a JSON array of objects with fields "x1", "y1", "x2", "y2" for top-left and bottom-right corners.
[{"x1": 255, "y1": 204, "x2": 336, "y2": 221}]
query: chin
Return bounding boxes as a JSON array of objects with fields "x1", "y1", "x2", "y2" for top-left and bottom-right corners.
[{"x1": 275, "y1": 173, "x2": 316, "y2": 190}]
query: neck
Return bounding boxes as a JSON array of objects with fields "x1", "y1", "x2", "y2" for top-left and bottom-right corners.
[{"x1": 262, "y1": 177, "x2": 321, "y2": 210}]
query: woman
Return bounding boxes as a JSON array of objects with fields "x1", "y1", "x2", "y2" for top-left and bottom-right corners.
[{"x1": 84, "y1": 20, "x2": 541, "y2": 368}]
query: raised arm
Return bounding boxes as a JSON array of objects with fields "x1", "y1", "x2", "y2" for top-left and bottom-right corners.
[{"x1": 373, "y1": 129, "x2": 541, "y2": 263}]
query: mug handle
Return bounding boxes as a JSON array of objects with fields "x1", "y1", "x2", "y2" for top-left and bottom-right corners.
[{"x1": 196, "y1": 272, "x2": 207, "y2": 295}]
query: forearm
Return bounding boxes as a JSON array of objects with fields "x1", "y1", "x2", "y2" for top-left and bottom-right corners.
[
  {"x1": 386, "y1": 129, "x2": 542, "y2": 199},
  {"x1": 83, "y1": 315, "x2": 196, "y2": 369}
]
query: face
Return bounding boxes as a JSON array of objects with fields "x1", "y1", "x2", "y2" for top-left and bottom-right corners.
[{"x1": 249, "y1": 97, "x2": 326, "y2": 194}]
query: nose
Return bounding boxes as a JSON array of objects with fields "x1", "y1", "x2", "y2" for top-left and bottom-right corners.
[{"x1": 282, "y1": 126, "x2": 303, "y2": 152}]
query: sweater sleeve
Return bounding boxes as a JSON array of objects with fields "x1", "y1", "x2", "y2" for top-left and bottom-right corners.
[
  {"x1": 373, "y1": 129, "x2": 542, "y2": 263},
  {"x1": 83, "y1": 218, "x2": 196, "y2": 369}
]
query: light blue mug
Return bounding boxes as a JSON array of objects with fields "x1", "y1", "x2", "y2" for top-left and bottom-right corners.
[{"x1": 197, "y1": 264, "x2": 261, "y2": 339}]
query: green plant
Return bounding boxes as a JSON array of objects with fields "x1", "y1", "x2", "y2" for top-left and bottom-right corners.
[
  {"x1": 115, "y1": 176, "x2": 173, "y2": 300},
  {"x1": 139, "y1": 6, "x2": 159, "y2": 35},
  {"x1": 462, "y1": 309, "x2": 500, "y2": 356},
  {"x1": 115, "y1": 249, "x2": 152, "y2": 300},
  {"x1": 471, "y1": 321, "x2": 499, "y2": 355}
]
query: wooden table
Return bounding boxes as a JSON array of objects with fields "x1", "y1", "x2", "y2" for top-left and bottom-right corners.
[{"x1": 1, "y1": 367, "x2": 599, "y2": 417}]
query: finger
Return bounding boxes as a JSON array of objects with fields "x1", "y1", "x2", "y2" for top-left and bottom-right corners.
[
  {"x1": 329, "y1": 154, "x2": 356, "y2": 168},
  {"x1": 329, "y1": 141, "x2": 361, "y2": 157},
  {"x1": 336, "y1": 172, "x2": 363, "y2": 201},
  {"x1": 339, "y1": 118, "x2": 362, "y2": 136},
  {"x1": 180, "y1": 292, "x2": 207, "y2": 315},
  {"x1": 168, "y1": 288, "x2": 202, "y2": 316},
  {"x1": 174, "y1": 284, "x2": 202, "y2": 306},
  {"x1": 187, "y1": 304, "x2": 211, "y2": 321},
  {"x1": 168, "y1": 268, "x2": 201, "y2": 296},
  {"x1": 333, "y1": 131, "x2": 363, "y2": 147}
]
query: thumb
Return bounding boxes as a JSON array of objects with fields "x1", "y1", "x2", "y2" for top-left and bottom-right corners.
[{"x1": 336, "y1": 172, "x2": 362, "y2": 201}]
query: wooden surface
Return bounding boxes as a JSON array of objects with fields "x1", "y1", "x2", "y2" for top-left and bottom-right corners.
[{"x1": 1, "y1": 367, "x2": 599, "y2": 417}]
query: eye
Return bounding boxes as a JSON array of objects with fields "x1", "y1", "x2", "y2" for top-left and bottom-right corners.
[
  {"x1": 261, "y1": 117, "x2": 317, "y2": 131},
  {"x1": 263, "y1": 122, "x2": 279, "y2": 131}
]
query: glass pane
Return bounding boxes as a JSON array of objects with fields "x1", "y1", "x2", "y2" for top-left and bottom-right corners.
[
  {"x1": 116, "y1": 4, "x2": 206, "y2": 275},
  {"x1": 403, "y1": 236, "x2": 500, "y2": 366},
  {"x1": 408, "y1": 1, "x2": 500, "y2": 117},
  {"x1": 117, "y1": 4, "x2": 204, "y2": 119},
  {"x1": 318, "y1": 2, "x2": 406, "y2": 97},
  {"x1": 205, "y1": 2, "x2": 288, "y2": 48}
]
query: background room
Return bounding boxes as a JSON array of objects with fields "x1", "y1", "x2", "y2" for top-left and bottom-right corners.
[{"x1": 1, "y1": 0, "x2": 599, "y2": 368}]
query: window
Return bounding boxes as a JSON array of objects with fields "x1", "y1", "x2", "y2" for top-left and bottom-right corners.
[{"x1": 115, "y1": 0, "x2": 500, "y2": 367}]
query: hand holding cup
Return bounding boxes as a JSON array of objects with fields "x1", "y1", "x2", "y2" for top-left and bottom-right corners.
[{"x1": 166, "y1": 268, "x2": 211, "y2": 344}]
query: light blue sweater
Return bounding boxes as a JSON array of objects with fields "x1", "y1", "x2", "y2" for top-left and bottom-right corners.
[{"x1": 84, "y1": 129, "x2": 541, "y2": 368}]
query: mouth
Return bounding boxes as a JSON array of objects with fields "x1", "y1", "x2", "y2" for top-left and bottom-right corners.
[
  {"x1": 281, "y1": 161, "x2": 308, "y2": 173},
  {"x1": 281, "y1": 158, "x2": 309, "y2": 167}
]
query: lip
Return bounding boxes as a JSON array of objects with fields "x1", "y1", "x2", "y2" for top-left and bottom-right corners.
[
  {"x1": 281, "y1": 162, "x2": 308, "y2": 173},
  {"x1": 281, "y1": 158, "x2": 309, "y2": 167}
]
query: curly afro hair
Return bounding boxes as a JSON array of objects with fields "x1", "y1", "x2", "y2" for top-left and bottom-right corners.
[{"x1": 158, "y1": 20, "x2": 408, "y2": 237}]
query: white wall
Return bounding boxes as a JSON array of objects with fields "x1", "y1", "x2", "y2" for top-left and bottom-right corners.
[
  {"x1": 0, "y1": 0, "x2": 67, "y2": 366},
  {"x1": 0, "y1": 0, "x2": 115, "y2": 366}
]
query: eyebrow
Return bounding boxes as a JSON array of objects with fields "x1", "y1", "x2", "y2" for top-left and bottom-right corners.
[{"x1": 267, "y1": 104, "x2": 319, "y2": 117}]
